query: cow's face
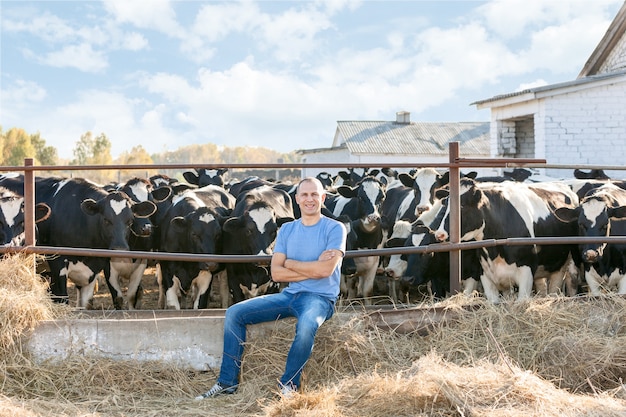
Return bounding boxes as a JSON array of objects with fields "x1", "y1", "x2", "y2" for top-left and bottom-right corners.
[
  {"x1": 183, "y1": 169, "x2": 228, "y2": 188},
  {"x1": 171, "y1": 207, "x2": 222, "y2": 271},
  {"x1": 337, "y1": 177, "x2": 386, "y2": 229},
  {"x1": 0, "y1": 195, "x2": 23, "y2": 246},
  {"x1": 434, "y1": 179, "x2": 485, "y2": 243},
  {"x1": 399, "y1": 168, "x2": 447, "y2": 215},
  {"x1": 81, "y1": 192, "x2": 155, "y2": 251},
  {"x1": 223, "y1": 201, "x2": 278, "y2": 256}
]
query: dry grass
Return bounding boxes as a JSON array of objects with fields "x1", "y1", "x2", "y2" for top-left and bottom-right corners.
[{"x1": 2, "y1": 254, "x2": 626, "y2": 416}]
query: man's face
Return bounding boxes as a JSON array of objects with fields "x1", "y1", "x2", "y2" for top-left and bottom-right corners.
[{"x1": 295, "y1": 180, "x2": 325, "y2": 216}]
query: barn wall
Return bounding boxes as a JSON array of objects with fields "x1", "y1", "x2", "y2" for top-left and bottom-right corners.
[
  {"x1": 599, "y1": 33, "x2": 626, "y2": 74},
  {"x1": 542, "y1": 80, "x2": 626, "y2": 179}
]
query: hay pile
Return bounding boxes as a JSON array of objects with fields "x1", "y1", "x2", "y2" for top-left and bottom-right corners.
[{"x1": 1, "y1": 254, "x2": 626, "y2": 416}]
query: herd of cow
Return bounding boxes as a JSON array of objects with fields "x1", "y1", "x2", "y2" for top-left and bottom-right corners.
[{"x1": 0, "y1": 165, "x2": 625, "y2": 310}]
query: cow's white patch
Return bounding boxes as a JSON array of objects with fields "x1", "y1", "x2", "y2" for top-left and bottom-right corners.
[
  {"x1": 462, "y1": 221, "x2": 485, "y2": 241},
  {"x1": 53, "y1": 179, "x2": 70, "y2": 197},
  {"x1": 61, "y1": 260, "x2": 95, "y2": 287},
  {"x1": 362, "y1": 181, "x2": 381, "y2": 215},
  {"x1": 582, "y1": 199, "x2": 606, "y2": 228},
  {"x1": 413, "y1": 168, "x2": 440, "y2": 208},
  {"x1": 249, "y1": 207, "x2": 273, "y2": 234},
  {"x1": 110, "y1": 199, "x2": 127, "y2": 215},
  {"x1": 411, "y1": 232, "x2": 427, "y2": 247},
  {"x1": 396, "y1": 194, "x2": 415, "y2": 222},
  {"x1": 332, "y1": 196, "x2": 350, "y2": 218},
  {"x1": 384, "y1": 255, "x2": 407, "y2": 278},
  {"x1": 128, "y1": 183, "x2": 149, "y2": 202},
  {"x1": 199, "y1": 212, "x2": 216, "y2": 224},
  {"x1": 1, "y1": 197, "x2": 23, "y2": 227}
]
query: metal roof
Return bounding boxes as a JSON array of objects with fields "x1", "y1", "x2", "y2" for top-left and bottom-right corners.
[
  {"x1": 336, "y1": 121, "x2": 490, "y2": 156},
  {"x1": 472, "y1": 69, "x2": 626, "y2": 106}
]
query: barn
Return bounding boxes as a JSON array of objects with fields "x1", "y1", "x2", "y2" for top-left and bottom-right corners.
[
  {"x1": 300, "y1": 3, "x2": 626, "y2": 181},
  {"x1": 473, "y1": 3, "x2": 626, "y2": 180},
  {"x1": 298, "y1": 112, "x2": 492, "y2": 179}
]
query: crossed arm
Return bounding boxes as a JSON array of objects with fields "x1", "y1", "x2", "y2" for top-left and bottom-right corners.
[{"x1": 270, "y1": 249, "x2": 344, "y2": 283}]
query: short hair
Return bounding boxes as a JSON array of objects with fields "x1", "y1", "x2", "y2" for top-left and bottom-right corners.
[{"x1": 297, "y1": 177, "x2": 324, "y2": 194}]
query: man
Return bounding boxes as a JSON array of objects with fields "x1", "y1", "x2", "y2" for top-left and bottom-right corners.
[{"x1": 195, "y1": 177, "x2": 347, "y2": 399}]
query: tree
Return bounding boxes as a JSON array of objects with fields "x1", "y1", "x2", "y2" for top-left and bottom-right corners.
[
  {"x1": 71, "y1": 132, "x2": 113, "y2": 166},
  {"x1": 1, "y1": 127, "x2": 36, "y2": 166},
  {"x1": 115, "y1": 145, "x2": 156, "y2": 182},
  {"x1": 30, "y1": 132, "x2": 58, "y2": 165}
]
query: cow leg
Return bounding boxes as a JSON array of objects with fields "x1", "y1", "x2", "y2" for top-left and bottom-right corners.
[
  {"x1": 192, "y1": 270, "x2": 213, "y2": 309},
  {"x1": 387, "y1": 278, "x2": 398, "y2": 304},
  {"x1": 355, "y1": 255, "x2": 379, "y2": 305},
  {"x1": 479, "y1": 274, "x2": 501, "y2": 304},
  {"x1": 585, "y1": 267, "x2": 604, "y2": 296},
  {"x1": 46, "y1": 258, "x2": 69, "y2": 304},
  {"x1": 126, "y1": 260, "x2": 148, "y2": 310},
  {"x1": 616, "y1": 274, "x2": 626, "y2": 294},
  {"x1": 462, "y1": 277, "x2": 479, "y2": 296},
  {"x1": 214, "y1": 270, "x2": 231, "y2": 308},
  {"x1": 156, "y1": 263, "x2": 165, "y2": 309},
  {"x1": 107, "y1": 263, "x2": 125, "y2": 310},
  {"x1": 516, "y1": 266, "x2": 534, "y2": 301},
  {"x1": 533, "y1": 277, "x2": 548, "y2": 297},
  {"x1": 166, "y1": 275, "x2": 182, "y2": 309},
  {"x1": 77, "y1": 277, "x2": 98, "y2": 309}
]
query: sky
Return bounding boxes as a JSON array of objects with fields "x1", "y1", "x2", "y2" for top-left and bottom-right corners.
[{"x1": 1, "y1": 0, "x2": 624, "y2": 160}]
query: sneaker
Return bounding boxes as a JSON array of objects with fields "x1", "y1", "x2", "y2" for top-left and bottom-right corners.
[
  {"x1": 194, "y1": 382, "x2": 237, "y2": 400},
  {"x1": 279, "y1": 382, "x2": 297, "y2": 399}
]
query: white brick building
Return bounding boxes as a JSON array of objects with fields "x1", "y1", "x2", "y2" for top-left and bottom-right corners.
[{"x1": 473, "y1": 3, "x2": 626, "y2": 179}]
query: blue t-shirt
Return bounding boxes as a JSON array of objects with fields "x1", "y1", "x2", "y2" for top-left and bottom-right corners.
[{"x1": 274, "y1": 215, "x2": 347, "y2": 300}]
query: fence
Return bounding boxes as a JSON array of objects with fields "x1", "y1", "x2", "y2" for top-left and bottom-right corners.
[{"x1": 4, "y1": 142, "x2": 626, "y2": 295}]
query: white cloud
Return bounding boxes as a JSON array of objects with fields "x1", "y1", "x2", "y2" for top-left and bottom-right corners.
[
  {"x1": 193, "y1": 1, "x2": 261, "y2": 42},
  {"x1": 37, "y1": 43, "x2": 108, "y2": 73},
  {"x1": 1, "y1": 79, "x2": 47, "y2": 106},
  {"x1": 103, "y1": 0, "x2": 185, "y2": 38}
]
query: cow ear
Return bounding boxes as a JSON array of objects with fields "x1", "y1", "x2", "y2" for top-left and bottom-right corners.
[
  {"x1": 398, "y1": 172, "x2": 414, "y2": 188},
  {"x1": 440, "y1": 171, "x2": 450, "y2": 185},
  {"x1": 132, "y1": 201, "x2": 157, "y2": 218},
  {"x1": 462, "y1": 171, "x2": 478, "y2": 179},
  {"x1": 554, "y1": 207, "x2": 579, "y2": 223},
  {"x1": 608, "y1": 206, "x2": 626, "y2": 220},
  {"x1": 434, "y1": 188, "x2": 449, "y2": 199},
  {"x1": 368, "y1": 169, "x2": 380, "y2": 177},
  {"x1": 277, "y1": 217, "x2": 294, "y2": 227},
  {"x1": 182, "y1": 171, "x2": 200, "y2": 185},
  {"x1": 222, "y1": 216, "x2": 245, "y2": 232},
  {"x1": 170, "y1": 216, "x2": 188, "y2": 231},
  {"x1": 80, "y1": 198, "x2": 100, "y2": 216},
  {"x1": 151, "y1": 186, "x2": 172, "y2": 203},
  {"x1": 336, "y1": 185, "x2": 356, "y2": 198},
  {"x1": 34, "y1": 203, "x2": 51, "y2": 223}
]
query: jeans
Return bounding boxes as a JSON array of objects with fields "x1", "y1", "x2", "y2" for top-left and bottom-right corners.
[{"x1": 217, "y1": 290, "x2": 335, "y2": 389}]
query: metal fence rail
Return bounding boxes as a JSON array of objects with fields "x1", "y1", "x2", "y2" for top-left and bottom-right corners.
[{"x1": 3, "y1": 142, "x2": 626, "y2": 295}]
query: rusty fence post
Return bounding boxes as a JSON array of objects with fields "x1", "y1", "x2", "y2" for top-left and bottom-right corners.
[
  {"x1": 448, "y1": 143, "x2": 461, "y2": 294},
  {"x1": 24, "y1": 158, "x2": 36, "y2": 247}
]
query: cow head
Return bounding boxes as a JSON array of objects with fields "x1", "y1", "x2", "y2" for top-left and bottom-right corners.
[
  {"x1": 80, "y1": 191, "x2": 156, "y2": 250},
  {"x1": 336, "y1": 177, "x2": 386, "y2": 230},
  {"x1": 183, "y1": 168, "x2": 229, "y2": 188},
  {"x1": 399, "y1": 168, "x2": 448, "y2": 215},
  {"x1": 555, "y1": 187, "x2": 626, "y2": 264},
  {"x1": 169, "y1": 207, "x2": 224, "y2": 271},
  {"x1": 0, "y1": 189, "x2": 51, "y2": 246},
  {"x1": 431, "y1": 178, "x2": 486, "y2": 243},
  {"x1": 222, "y1": 200, "x2": 280, "y2": 257}
]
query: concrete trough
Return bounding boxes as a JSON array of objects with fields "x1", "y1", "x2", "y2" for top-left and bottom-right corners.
[{"x1": 26, "y1": 305, "x2": 466, "y2": 370}]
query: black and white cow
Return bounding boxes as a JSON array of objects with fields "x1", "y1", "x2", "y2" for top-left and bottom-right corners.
[
  {"x1": 183, "y1": 168, "x2": 229, "y2": 188},
  {"x1": 227, "y1": 176, "x2": 274, "y2": 199},
  {"x1": 16, "y1": 176, "x2": 156, "y2": 307},
  {"x1": 222, "y1": 185, "x2": 294, "y2": 304},
  {"x1": 398, "y1": 168, "x2": 449, "y2": 215},
  {"x1": 432, "y1": 179, "x2": 579, "y2": 303},
  {"x1": 0, "y1": 186, "x2": 51, "y2": 246},
  {"x1": 105, "y1": 177, "x2": 170, "y2": 309},
  {"x1": 555, "y1": 183, "x2": 626, "y2": 295},
  {"x1": 156, "y1": 186, "x2": 229, "y2": 309},
  {"x1": 325, "y1": 177, "x2": 386, "y2": 304}
]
